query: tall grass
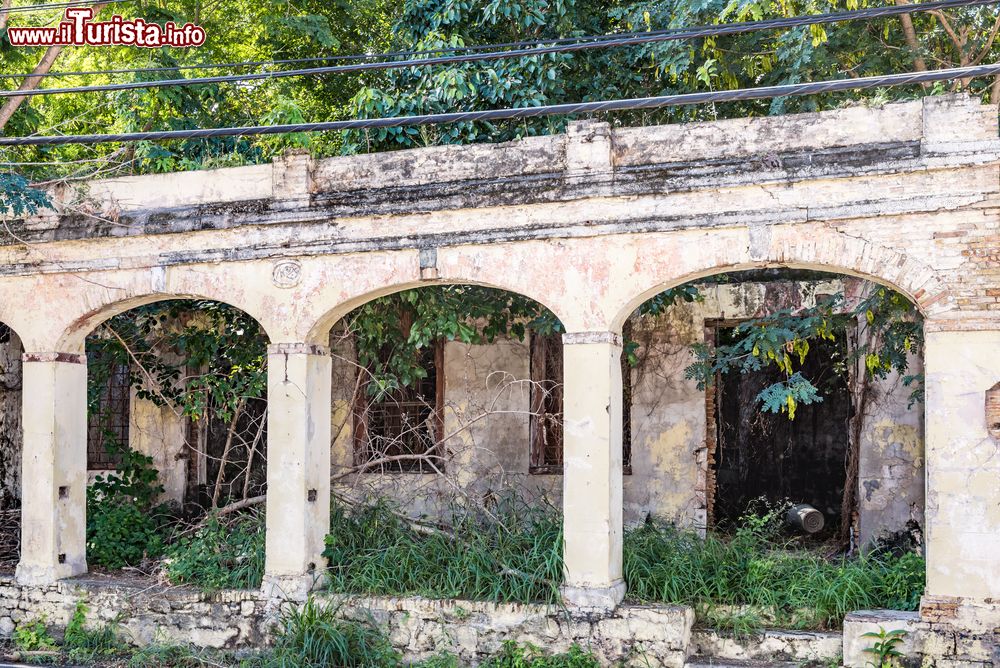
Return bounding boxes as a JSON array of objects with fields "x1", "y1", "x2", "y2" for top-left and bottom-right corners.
[
  {"x1": 159, "y1": 497, "x2": 925, "y2": 633},
  {"x1": 323, "y1": 499, "x2": 564, "y2": 604},
  {"x1": 623, "y1": 515, "x2": 925, "y2": 630},
  {"x1": 265, "y1": 599, "x2": 401, "y2": 668}
]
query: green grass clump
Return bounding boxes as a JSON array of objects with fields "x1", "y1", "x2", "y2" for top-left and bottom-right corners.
[
  {"x1": 153, "y1": 495, "x2": 923, "y2": 635},
  {"x1": 163, "y1": 508, "x2": 266, "y2": 590},
  {"x1": 264, "y1": 599, "x2": 401, "y2": 668},
  {"x1": 623, "y1": 512, "x2": 926, "y2": 630},
  {"x1": 480, "y1": 641, "x2": 599, "y2": 668},
  {"x1": 323, "y1": 499, "x2": 563, "y2": 604}
]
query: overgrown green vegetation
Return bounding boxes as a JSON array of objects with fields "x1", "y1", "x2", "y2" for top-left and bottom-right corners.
[
  {"x1": 685, "y1": 287, "x2": 923, "y2": 419},
  {"x1": 4, "y1": 0, "x2": 999, "y2": 183},
  {"x1": 624, "y1": 507, "x2": 925, "y2": 631},
  {"x1": 163, "y1": 509, "x2": 266, "y2": 591},
  {"x1": 345, "y1": 285, "x2": 562, "y2": 401},
  {"x1": 323, "y1": 499, "x2": 564, "y2": 604},
  {"x1": 87, "y1": 446, "x2": 170, "y2": 570},
  {"x1": 63, "y1": 602, "x2": 130, "y2": 663},
  {"x1": 144, "y1": 497, "x2": 926, "y2": 634},
  {"x1": 263, "y1": 598, "x2": 402, "y2": 668},
  {"x1": 480, "y1": 641, "x2": 600, "y2": 668}
]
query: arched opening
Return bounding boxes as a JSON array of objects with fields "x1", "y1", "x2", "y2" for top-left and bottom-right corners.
[
  {"x1": 621, "y1": 268, "x2": 924, "y2": 541},
  {"x1": 0, "y1": 321, "x2": 23, "y2": 573},
  {"x1": 619, "y1": 267, "x2": 925, "y2": 626},
  {"x1": 320, "y1": 283, "x2": 567, "y2": 603},
  {"x1": 80, "y1": 298, "x2": 270, "y2": 585}
]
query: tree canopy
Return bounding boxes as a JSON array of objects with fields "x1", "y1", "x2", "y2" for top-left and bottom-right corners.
[{"x1": 1, "y1": 0, "x2": 998, "y2": 184}]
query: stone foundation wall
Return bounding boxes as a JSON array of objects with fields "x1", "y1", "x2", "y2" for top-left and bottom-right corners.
[
  {"x1": 338, "y1": 596, "x2": 694, "y2": 667},
  {"x1": 2, "y1": 578, "x2": 994, "y2": 667},
  {"x1": 0, "y1": 577, "x2": 694, "y2": 667}
]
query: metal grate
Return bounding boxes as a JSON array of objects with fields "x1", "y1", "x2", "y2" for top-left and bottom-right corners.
[
  {"x1": 87, "y1": 360, "x2": 130, "y2": 470},
  {"x1": 354, "y1": 342, "x2": 444, "y2": 473}
]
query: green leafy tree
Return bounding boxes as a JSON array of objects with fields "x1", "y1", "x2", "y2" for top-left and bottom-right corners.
[
  {"x1": 4, "y1": 0, "x2": 1000, "y2": 179},
  {"x1": 0, "y1": 173, "x2": 49, "y2": 218},
  {"x1": 346, "y1": 285, "x2": 561, "y2": 400},
  {"x1": 87, "y1": 300, "x2": 269, "y2": 509}
]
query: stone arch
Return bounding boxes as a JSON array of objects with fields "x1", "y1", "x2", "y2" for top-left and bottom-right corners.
[
  {"x1": 610, "y1": 227, "x2": 932, "y2": 544},
  {"x1": 609, "y1": 227, "x2": 949, "y2": 332},
  {"x1": 56, "y1": 291, "x2": 275, "y2": 354}
]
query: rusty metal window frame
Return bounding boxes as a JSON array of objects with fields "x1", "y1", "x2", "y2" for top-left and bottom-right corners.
[
  {"x1": 87, "y1": 355, "x2": 130, "y2": 470},
  {"x1": 353, "y1": 339, "x2": 445, "y2": 474}
]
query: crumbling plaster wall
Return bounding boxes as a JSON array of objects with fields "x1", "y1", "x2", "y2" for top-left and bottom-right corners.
[
  {"x1": 0, "y1": 94, "x2": 997, "y2": 623},
  {"x1": 328, "y1": 328, "x2": 562, "y2": 517}
]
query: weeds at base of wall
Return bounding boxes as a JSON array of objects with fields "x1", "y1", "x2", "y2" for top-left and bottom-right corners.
[
  {"x1": 89, "y1": 478, "x2": 924, "y2": 634},
  {"x1": 624, "y1": 505, "x2": 925, "y2": 632},
  {"x1": 3, "y1": 599, "x2": 600, "y2": 668}
]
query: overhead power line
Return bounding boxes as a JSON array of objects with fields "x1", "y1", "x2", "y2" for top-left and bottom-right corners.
[
  {"x1": 1, "y1": 0, "x2": 997, "y2": 98},
  {"x1": 2, "y1": 63, "x2": 997, "y2": 147},
  {"x1": 5, "y1": 0, "x2": 993, "y2": 82},
  {"x1": 0, "y1": 0, "x2": 129, "y2": 15}
]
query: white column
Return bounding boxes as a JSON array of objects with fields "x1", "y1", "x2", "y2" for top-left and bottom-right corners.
[
  {"x1": 923, "y1": 328, "x2": 1000, "y2": 606},
  {"x1": 16, "y1": 353, "x2": 87, "y2": 585},
  {"x1": 262, "y1": 343, "x2": 332, "y2": 600},
  {"x1": 560, "y1": 331, "x2": 625, "y2": 609}
]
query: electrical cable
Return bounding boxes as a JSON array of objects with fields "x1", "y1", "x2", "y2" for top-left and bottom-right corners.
[
  {"x1": 2, "y1": 62, "x2": 996, "y2": 147},
  {"x1": 1, "y1": 0, "x2": 997, "y2": 98},
  {"x1": 5, "y1": 0, "x2": 993, "y2": 81}
]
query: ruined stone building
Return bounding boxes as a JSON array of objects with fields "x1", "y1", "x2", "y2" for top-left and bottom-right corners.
[{"x1": 0, "y1": 94, "x2": 996, "y2": 665}]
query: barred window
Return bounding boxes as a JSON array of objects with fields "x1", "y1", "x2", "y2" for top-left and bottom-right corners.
[
  {"x1": 353, "y1": 340, "x2": 444, "y2": 473},
  {"x1": 87, "y1": 353, "x2": 130, "y2": 470},
  {"x1": 529, "y1": 333, "x2": 563, "y2": 474}
]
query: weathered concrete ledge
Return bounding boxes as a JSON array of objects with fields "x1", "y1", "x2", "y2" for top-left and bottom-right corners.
[{"x1": 689, "y1": 628, "x2": 842, "y2": 663}]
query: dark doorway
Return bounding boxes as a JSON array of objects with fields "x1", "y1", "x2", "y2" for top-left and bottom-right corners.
[{"x1": 711, "y1": 325, "x2": 851, "y2": 531}]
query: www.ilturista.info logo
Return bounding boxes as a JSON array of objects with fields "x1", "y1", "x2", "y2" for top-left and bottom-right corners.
[{"x1": 7, "y1": 7, "x2": 206, "y2": 47}]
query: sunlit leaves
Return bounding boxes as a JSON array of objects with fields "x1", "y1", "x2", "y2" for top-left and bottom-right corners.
[{"x1": 678, "y1": 286, "x2": 923, "y2": 419}]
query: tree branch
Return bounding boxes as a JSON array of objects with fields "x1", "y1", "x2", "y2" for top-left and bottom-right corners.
[
  {"x1": 0, "y1": 0, "x2": 13, "y2": 35},
  {"x1": 891, "y1": 0, "x2": 930, "y2": 87},
  {"x1": 0, "y1": 3, "x2": 108, "y2": 132}
]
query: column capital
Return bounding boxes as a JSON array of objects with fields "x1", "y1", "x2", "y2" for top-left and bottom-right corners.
[
  {"x1": 562, "y1": 331, "x2": 622, "y2": 347},
  {"x1": 267, "y1": 342, "x2": 330, "y2": 356},
  {"x1": 22, "y1": 352, "x2": 85, "y2": 364}
]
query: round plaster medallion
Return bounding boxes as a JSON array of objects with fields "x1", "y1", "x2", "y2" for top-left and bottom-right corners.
[{"x1": 272, "y1": 260, "x2": 302, "y2": 288}]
